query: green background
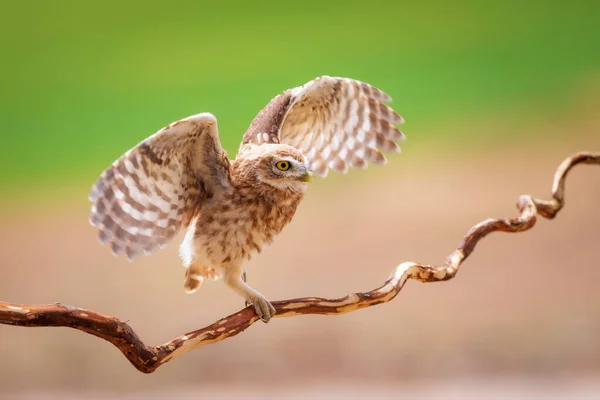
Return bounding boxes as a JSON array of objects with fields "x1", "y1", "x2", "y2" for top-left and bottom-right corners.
[{"x1": 1, "y1": 0, "x2": 599, "y2": 192}]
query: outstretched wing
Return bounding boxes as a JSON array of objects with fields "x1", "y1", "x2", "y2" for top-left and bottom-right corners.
[
  {"x1": 239, "y1": 76, "x2": 404, "y2": 177},
  {"x1": 89, "y1": 113, "x2": 230, "y2": 260}
]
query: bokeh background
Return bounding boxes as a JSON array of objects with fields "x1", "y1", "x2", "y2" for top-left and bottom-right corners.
[{"x1": 1, "y1": 1, "x2": 600, "y2": 398}]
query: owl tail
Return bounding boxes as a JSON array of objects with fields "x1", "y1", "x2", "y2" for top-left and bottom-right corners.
[{"x1": 184, "y1": 264, "x2": 221, "y2": 294}]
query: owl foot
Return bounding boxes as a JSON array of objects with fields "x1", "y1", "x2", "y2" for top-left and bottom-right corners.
[
  {"x1": 224, "y1": 270, "x2": 274, "y2": 322},
  {"x1": 250, "y1": 295, "x2": 276, "y2": 323}
]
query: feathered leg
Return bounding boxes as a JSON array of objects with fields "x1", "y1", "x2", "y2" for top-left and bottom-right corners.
[{"x1": 224, "y1": 264, "x2": 275, "y2": 323}]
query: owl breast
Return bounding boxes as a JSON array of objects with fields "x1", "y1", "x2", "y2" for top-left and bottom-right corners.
[{"x1": 190, "y1": 186, "x2": 304, "y2": 271}]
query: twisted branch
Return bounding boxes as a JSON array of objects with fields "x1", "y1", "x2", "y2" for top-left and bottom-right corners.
[{"x1": 1, "y1": 152, "x2": 598, "y2": 374}]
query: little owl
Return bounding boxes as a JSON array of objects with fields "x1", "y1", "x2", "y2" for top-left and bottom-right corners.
[{"x1": 89, "y1": 76, "x2": 405, "y2": 322}]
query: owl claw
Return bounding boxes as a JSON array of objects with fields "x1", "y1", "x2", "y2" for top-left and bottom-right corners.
[{"x1": 252, "y1": 296, "x2": 276, "y2": 323}]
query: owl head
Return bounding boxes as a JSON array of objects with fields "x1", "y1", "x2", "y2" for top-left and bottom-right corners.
[{"x1": 235, "y1": 143, "x2": 311, "y2": 192}]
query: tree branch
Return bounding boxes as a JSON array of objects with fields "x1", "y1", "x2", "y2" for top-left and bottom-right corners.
[{"x1": 1, "y1": 152, "x2": 598, "y2": 374}]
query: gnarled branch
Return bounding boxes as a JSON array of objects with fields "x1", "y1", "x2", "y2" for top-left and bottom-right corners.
[{"x1": 1, "y1": 152, "x2": 598, "y2": 373}]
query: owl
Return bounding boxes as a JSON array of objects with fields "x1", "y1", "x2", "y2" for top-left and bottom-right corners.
[{"x1": 88, "y1": 76, "x2": 405, "y2": 322}]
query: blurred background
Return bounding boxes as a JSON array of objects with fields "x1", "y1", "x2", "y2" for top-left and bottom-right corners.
[{"x1": 1, "y1": 0, "x2": 600, "y2": 398}]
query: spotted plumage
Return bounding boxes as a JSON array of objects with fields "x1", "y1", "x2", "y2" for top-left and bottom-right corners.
[{"x1": 89, "y1": 76, "x2": 405, "y2": 322}]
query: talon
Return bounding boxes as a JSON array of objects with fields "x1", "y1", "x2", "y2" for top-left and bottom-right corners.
[{"x1": 252, "y1": 296, "x2": 276, "y2": 323}]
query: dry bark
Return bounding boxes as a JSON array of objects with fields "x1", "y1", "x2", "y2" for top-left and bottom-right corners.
[{"x1": 0, "y1": 151, "x2": 598, "y2": 374}]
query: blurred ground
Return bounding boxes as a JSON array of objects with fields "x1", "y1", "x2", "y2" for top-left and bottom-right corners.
[
  {"x1": 0, "y1": 124, "x2": 599, "y2": 398},
  {"x1": 5, "y1": 378, "x2": 600, "y2": 400}
]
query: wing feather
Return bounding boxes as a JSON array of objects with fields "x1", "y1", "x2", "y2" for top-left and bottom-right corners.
[
  {"x1": 240, "y1": 76, "x2": 405, "y2": 177},
  {"x1": 89, "y1": 113, "x2": 229, "y2": 260}
]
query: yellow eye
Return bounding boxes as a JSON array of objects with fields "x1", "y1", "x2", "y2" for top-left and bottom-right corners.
[{"x1": 276, "y1": 161, "x2": 290, "y2": 171}]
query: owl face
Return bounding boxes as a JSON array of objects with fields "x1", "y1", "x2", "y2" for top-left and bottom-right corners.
[{"x1": 255, "y1": 145, "x2": 311, "y2": 192}]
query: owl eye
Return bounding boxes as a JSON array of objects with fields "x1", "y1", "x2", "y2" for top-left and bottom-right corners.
[{"x1": 275, "y1": 161, "x2": 291, "y2": 171}]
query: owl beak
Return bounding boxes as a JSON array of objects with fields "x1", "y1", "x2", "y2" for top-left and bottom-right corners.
[{"x1": 297, "y1": 171, "x2": 311, "y2": 183}]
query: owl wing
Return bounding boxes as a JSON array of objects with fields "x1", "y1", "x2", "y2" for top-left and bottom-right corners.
[
  {"x1": 89, "y1": 113, "x2": 230, "y2": 260},
  {"x1": 239, "y1": 76, "x2": 404, "y2": 177}
]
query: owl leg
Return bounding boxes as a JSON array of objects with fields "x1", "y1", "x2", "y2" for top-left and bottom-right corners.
[
  {"x1": 184, "y1": 268, "x2": 204, "y2": 294},
  {"x1": 241, "y1": 271, "x2": 250, "y2": 307},
  {"x1": 224, "y1": 266, "x2": 275, "y2": 323},
  {"x1": 184, "y1": 261, "x2": 221, "y2": 294}
]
